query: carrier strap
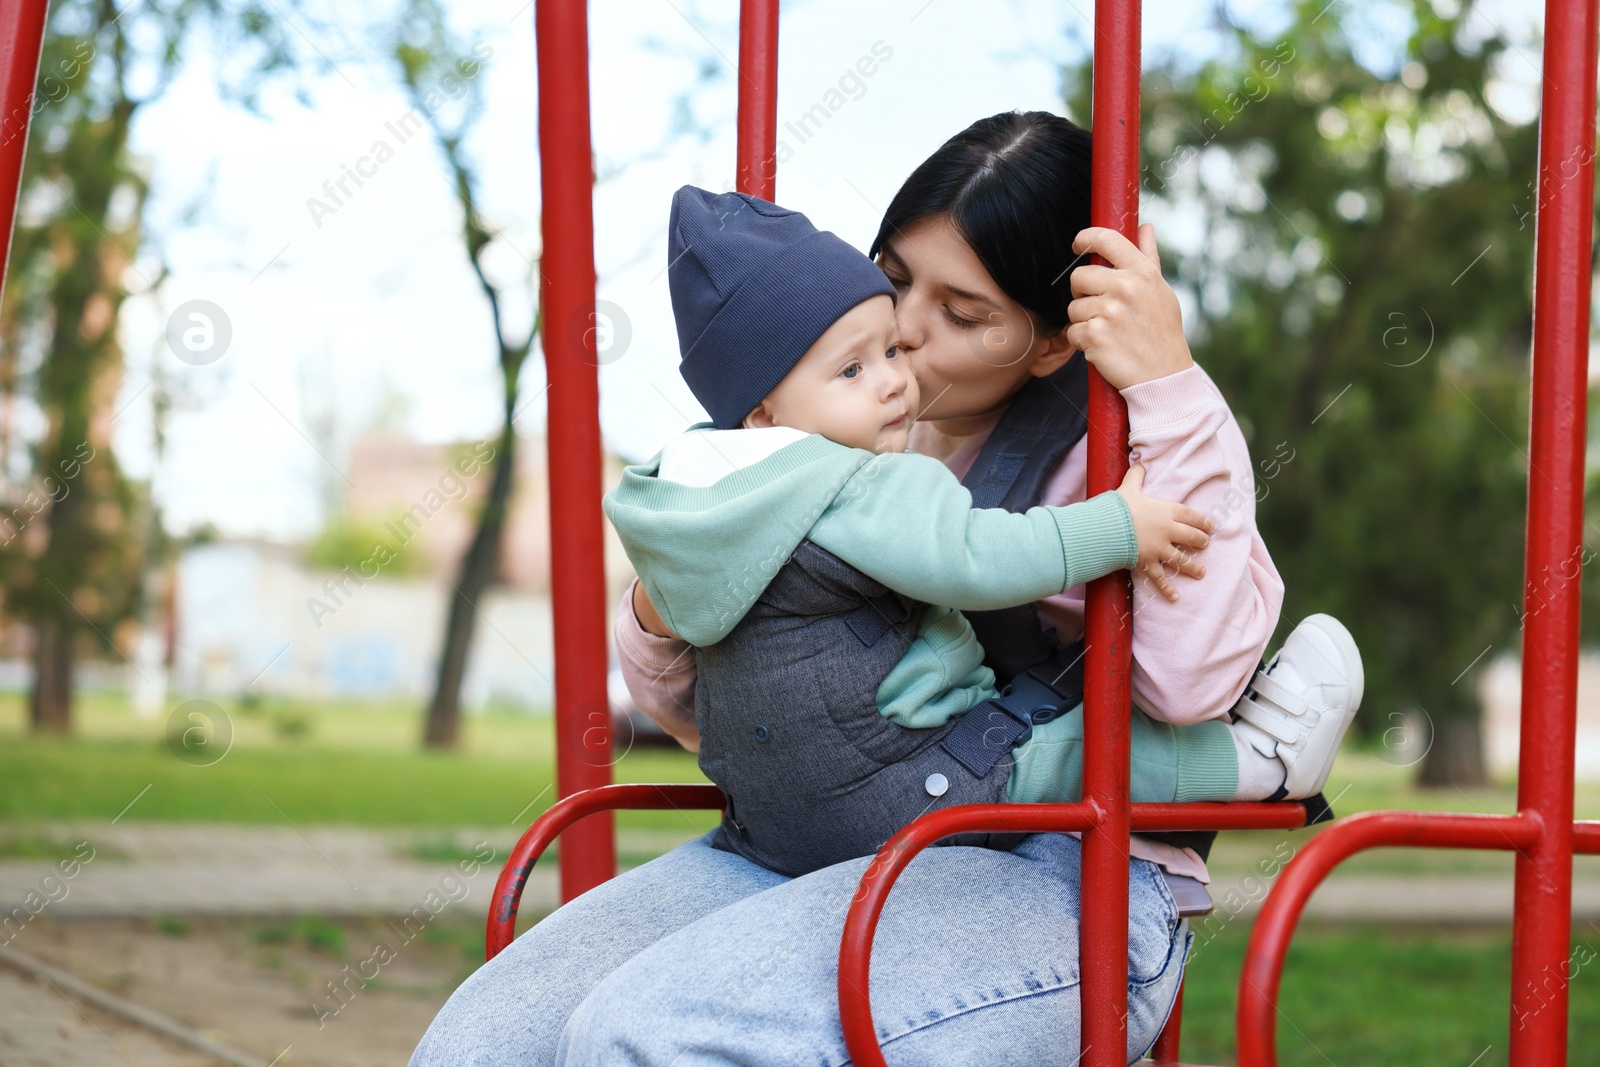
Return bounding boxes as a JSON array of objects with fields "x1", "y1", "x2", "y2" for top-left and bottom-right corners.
[
  {"x1": 939, "y1": 658, "x2": 1085, "y2": 778},
  {"x1": 844, "y1": 587, "x2": 917, "y2": 648}
]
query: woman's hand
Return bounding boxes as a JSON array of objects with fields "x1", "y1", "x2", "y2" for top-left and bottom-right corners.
[
  {"x1": 632, "y1": 581, "x2": 680, "y2": 639},
  {"x1": 1114, "y1": 462, "x2": 1212, "y2": 601},
  {"x1": 1065, "y1": 224, "x2": 1195, "y2": 389}
]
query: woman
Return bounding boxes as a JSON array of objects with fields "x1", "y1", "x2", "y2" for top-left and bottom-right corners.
[{"x1": 410, "y1": 110, "x2": 1283, "y2": 1065}]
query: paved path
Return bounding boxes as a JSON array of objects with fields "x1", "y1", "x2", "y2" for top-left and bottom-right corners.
[
  {"x1": 1, "y1": 824, "x2": 1596, "y2": 1067},
  {"x1": 0, "y1": 967, "x2": 217, "y2": 1067},
  {"x1": 0, "y1": 823, "x2": 615, "y2": 920},
  {"x1": 2, "y1": 821, "x2": 1597, "y2": 923}
]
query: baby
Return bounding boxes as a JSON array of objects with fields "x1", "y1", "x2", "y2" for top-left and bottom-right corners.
[{"x1": 603, "y1": 186, "x2": 1363, "y2": 878}]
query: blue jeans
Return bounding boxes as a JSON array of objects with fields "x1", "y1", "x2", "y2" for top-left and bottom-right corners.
[{"x1": 411, "y1": 831, "x2": 1190, "y2": 1066}]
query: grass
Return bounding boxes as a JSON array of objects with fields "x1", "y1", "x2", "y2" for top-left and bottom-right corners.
[
  {"x1": 0, "y1": 828, "x2": 128, "y2": 861},
  {"x1": 7, "y1": 694, "x2": 1600, "y2": 1062},
  {"x1": 0, "y1": 692, "x2": 720, "y2": 834},
  {"x1": 3, "y1": 692, "x2": 1598, "y2": 876},
  {"x1": 1176, "y1": 920, "x2": 1600, "y2": 1066}
]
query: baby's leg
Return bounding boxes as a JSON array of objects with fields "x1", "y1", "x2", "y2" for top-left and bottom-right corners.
[
  {"x1": 1230, "y1": 613, "x2": 1366, "y2": 799},
  {"x1": 1006, "y1": 703, "x2": 1243, "y2": 804},
  {"x1": 1008, "y1": 612, "x2": 1366, "y2": 804}
]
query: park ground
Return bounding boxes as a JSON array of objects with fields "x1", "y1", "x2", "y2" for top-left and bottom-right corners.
[{"x1": 2, "y1": 694, "x2": 1598, "y2": 1066}]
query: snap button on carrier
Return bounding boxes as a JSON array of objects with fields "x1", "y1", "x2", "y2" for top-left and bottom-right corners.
[
  {"x1": 924, "y1": 772, "x2": 949, "y2": 797},
  {"x1": 754, "y1": 724, "x2": 770, "y2": 743}
]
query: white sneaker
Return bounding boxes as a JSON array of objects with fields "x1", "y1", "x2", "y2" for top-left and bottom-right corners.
[{"x1": 1232, "y1": 614, "x2": 1364, "y2": 800}]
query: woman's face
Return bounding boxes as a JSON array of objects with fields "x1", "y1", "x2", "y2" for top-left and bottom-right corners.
[{"x1": 876, "y1": 216, "x2": 1075, "y2": 425}]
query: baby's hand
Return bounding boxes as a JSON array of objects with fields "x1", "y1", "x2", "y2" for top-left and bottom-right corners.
[{"x1": 1114, "y1": 462, "x2": 1212, "y2": 601}]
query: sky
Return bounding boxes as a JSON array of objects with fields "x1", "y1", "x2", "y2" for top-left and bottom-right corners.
[{"x1": 85, "y1": 0, "x2": 1539, "y2": 541}]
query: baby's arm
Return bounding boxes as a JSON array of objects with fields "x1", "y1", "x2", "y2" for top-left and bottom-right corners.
[
  {"x1": 806, "y1": 451, "x2": 1207, "y2": 612},
  {"x1": 614, "y1": 578, "x2": 701, "y2": 752}
]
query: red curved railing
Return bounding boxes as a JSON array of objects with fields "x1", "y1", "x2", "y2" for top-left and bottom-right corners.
[
  {"x1": 1230, "y1": 0, "x2": 1600, "y2": 1062},
  {"x1": 837, "y1": 798, "x2": 1317, "y2": 1067},
  {"x1": 485, "y1": 783, "x2": 725, "y2": 959},
  {"x1": 1236, "y1": 814, "x2": 1600, "y2": 1066}
]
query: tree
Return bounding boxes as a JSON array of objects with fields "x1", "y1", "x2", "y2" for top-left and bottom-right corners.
[
  {"x1": 0, "y1": 0, "x2": 332, "y2": 732},
  {"x1": 1064, "y1": 0, "x2": 1548, "y2": 785},
  {"x1": 383, "y1": 0, "x2": 535, "y2": 749},
  {"x1": 392, "y1": 1, "x2": 722, "y2": 748}
]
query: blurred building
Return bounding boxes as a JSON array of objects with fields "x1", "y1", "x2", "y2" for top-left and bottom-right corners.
[
  {"x1": 169, "y1": 430, "x2": 638, "y2": 710},
  {"x1": 1482, "y1": 651, "x2": 1600, "y2": 781}
]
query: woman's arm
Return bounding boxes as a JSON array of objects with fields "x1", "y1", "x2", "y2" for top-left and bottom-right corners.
[
  {"x1": 1060, "y1": 223, "x2": 1283, "y2": 726},
  {"x1": 614, "y1": 578, "x2": 702, "y2": 752},
  {"x1": 1033, "y1": 375, "x2": 1282, "y2": 729},
  {"x1": 1119, "y1": 364, "x2": 1284, "y2": 725}
]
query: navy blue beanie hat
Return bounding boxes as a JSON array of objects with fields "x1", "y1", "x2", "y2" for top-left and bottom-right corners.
[{"x1": 667, "y1": 185, "x2": 896, "y2": 430}]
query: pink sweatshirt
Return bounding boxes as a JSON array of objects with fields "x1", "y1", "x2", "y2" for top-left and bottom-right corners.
[{"x1": 612, "y1": 362, "x2": 1285, "y2": 883}]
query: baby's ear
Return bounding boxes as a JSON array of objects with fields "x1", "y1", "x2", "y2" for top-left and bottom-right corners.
[{"x1": 743, "y1": 402, "x2": 776, "y2": 429}]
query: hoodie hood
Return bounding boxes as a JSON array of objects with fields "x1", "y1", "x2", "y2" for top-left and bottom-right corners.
[{"x1": 603, "y1": 424, "x2": 876, "y2": 646}]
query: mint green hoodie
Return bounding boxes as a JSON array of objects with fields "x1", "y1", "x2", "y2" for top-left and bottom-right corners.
[{"x1": 602, "y1": 424, "x2": 1139, "y2": 729}]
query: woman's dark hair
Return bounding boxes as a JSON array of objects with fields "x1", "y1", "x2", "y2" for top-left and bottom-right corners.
[{"x1": 868, "y1": 111, "x2": 1092, "y2": 335}]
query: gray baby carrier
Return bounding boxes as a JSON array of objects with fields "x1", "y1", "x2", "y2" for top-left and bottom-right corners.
[
  {"x1": 696, "y1": 539, "x2": 1026, "y2": 877},
  {"x1": 697, "y1": 355, "x2": 1313, "y2": 874},
  {"x1": 695, "y1": 359, "x2": 1095, "y2": 876}
]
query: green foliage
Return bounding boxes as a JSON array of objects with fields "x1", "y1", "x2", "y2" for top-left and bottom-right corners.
[
  {"x1": 1064, "y1": 1, "x2": 1564, "y2": 782},
  {"x1": 0, "y1": 6, "x2": 153, "y2": 660},
  {"x1": 304, "y1": 513, "x2": 430, "y2": 578},
  {"x1": 153, "y1": 914, "x2": 191, "y2": 937},
  {"x1": 0, "y1": 0, "x2": 344, "y2": 731},
  {"x1": 253, "y1": 915, "x2": 347, "y2": 955},
  {"x1": 270, "y1": 704, "x2": 314, "y2": 742}
]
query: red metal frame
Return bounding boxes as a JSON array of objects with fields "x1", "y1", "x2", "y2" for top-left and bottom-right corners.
[
  {"x1": 536, "y1": 0, "x2": 614, "y2": 903},
  {"x1": 485, "y1": 783, "x2": 723, "y2": 957},
  {"x1": 837, "y1": 803, "x2": 1315, "y2": 1067},
  {"x1": 511, "y1": 0, "x2": 1599, "y2": 1063},
  {"x1": 1080, "y1": 1, "x2": 1143, "y2": 1060},
  {"x1": 1234, "y1": 0, "x2": 1600, "y2": 1062},
  {"x1": 1236, "y1": 813, "x2": 1600, "y2": 1064},
  {"x1": 0, "y1": 0, "x2": 51, "y2": 300},
  {"x1": 2, "y1": 1, "x2": 1590, "y2": 1064},
  {"x1": 735, "y1": 0, "x2": 779, "y2": 200}
]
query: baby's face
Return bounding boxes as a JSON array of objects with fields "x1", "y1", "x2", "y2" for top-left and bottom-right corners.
[{"x1": 743, "y1": 295, "x2": 918, "y2": 454}]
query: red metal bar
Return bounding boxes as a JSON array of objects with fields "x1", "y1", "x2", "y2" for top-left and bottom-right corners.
[
  {"x1": 1130, "y1": 801, "x2": 1312, "y2": 833},
  {"x1": 486, "y1": 783, "x2": 725, "y2": 959},
  {"x1": 0, "y1": 0, "x2": 50, "y2": 301},
  {"x1": 1082, "y1": 0, "x2": 1142, "y2": 1063},
  {"x1": 1235, "y1": 4, "x2": 1597, "y2": 1064},
  {"x1": 536, "y1": 0, "x2": 614, "y2": 902},
  {"x1": 839, "y1": 803, "x2": 1101, "y2": 1067},
  {"x1": 1507, "y1": 0, "x2": 1597, "y2": 1060},
  {"x1": 1149, "y1": 977, "x2": 1184, "y2": 1062},
  {"x1": 735, "y1": 0, "x2": 778, "y2": 200},
  {"x1": 836, "y1": 798, "x2": 1318, "y2": 1064},
  {"x1": 1237, "y1": 811, "x2": 1544, "y2": 1065}
]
